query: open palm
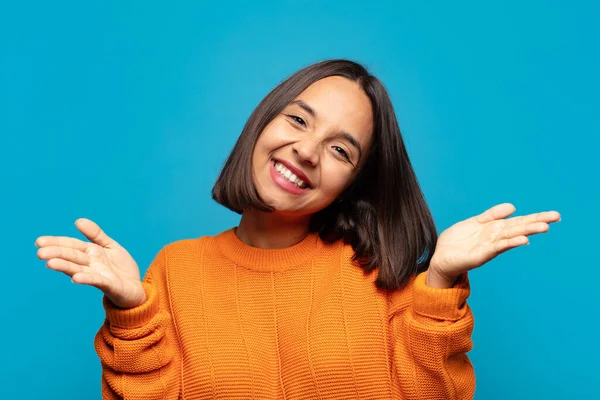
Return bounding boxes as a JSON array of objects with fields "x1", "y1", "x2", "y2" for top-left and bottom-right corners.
[
  {"x1": 36, "y1": 218, "x2": 146, "y2": 309},
  {"x1": 430, "y1": 203, "x2": 561, "y2": 280}
]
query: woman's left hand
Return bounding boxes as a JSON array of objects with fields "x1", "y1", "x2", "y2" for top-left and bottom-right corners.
[{"x1": 427, "y1": 203, "x2": 561, "y2": 288}]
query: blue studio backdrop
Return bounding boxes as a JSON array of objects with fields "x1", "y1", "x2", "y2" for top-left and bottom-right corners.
[{"x1": 1, "y1": 1, "x2": 598, "y2": 398}]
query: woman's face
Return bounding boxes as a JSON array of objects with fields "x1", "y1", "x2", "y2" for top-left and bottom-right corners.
[{"x1": 252, "y1": 76, "x2": 374, "y2": 217}]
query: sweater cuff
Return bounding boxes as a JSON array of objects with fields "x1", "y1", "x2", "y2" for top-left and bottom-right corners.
[
  {"x1": 412, "y1": 271, "x2": 471, "y2": 322},
  {"x1": 102, "y1": 282, "x2": 159, "y2": 328}
]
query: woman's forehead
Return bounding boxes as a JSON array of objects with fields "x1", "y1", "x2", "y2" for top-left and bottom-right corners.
[{"x1": 289, "y1": 76, "x2": 373, "y2": 143}]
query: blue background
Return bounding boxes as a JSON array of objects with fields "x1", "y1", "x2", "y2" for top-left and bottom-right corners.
[{"x1": 1, "y1": 0, "x2": 598, "y2": 398}]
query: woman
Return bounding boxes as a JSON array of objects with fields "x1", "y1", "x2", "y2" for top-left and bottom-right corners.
[{"x1": 36, "y1": 59, "x2": 560, "y2": 399}]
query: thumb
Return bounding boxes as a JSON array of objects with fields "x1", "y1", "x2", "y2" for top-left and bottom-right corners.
[{"x1": 75, "y1": 218, "x2": 114, "y2": 247}]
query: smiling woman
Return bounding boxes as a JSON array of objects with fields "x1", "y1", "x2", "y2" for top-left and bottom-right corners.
[
  {"x1": 36, "y1": 59, "x2": 560, "y2": 399},
  {"x1": 213, "y1": 61, "x2": 437, "y2": 287}
]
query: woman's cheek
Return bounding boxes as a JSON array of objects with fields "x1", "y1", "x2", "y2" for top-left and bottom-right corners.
[
  {"x1": 268, "y1": 119, "x2": 290, "y2": 140},
  {"x1": 321, "y1": 161, "x2": 352, "y2": 193}
]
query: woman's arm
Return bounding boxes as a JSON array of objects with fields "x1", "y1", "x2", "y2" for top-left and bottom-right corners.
[
  {"x1": 389, "y1": 270, "x2": 475, "y2": 400},
  {"x1": 94, "y1": 247, "x2": 182, "y2": 399}
]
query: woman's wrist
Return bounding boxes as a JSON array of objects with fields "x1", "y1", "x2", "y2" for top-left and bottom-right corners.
[{"x1": 425, "y1": 267, "x2": 459, "y2": 289}]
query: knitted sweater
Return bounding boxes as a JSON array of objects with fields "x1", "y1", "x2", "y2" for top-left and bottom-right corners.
[{"x1": 95, "y1": 228, "x2": 475, "y2": 399}]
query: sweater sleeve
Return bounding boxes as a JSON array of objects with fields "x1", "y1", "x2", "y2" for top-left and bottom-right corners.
[
  {"x1": 389, "y1": 270, "x2": 476, "y2": 400},
  {"x1": 93, "y1": 246, "x2": 182, "y2": 400}
]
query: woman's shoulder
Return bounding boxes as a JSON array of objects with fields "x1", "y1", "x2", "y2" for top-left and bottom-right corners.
[{"x1": 160, "y1": 228, "x2": 232, "y2": 257}]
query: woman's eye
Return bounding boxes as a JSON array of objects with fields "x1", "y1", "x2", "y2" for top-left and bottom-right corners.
[
  {"x1": 287, "y1": 114, "x2": 306, "y2": 127},
  {"x1": 332, "y1": 146, "x2": 350, "y2": 160}
]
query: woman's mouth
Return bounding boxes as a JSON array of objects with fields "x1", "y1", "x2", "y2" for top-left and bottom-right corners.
[
  {"x1": 269, "y1": 160, "x2": 312, "y2": 195},
  {"x1": 274, "y1": 161, "x2": 309, "y2": 188}
]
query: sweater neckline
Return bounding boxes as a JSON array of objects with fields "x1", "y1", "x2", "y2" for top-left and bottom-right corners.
[{"x1": 215, "y1": 227, "x2": 322, "y2": 272}]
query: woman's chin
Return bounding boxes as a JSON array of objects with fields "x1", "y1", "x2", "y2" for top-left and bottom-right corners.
[
  {"x1": 265, "y1": 202, "x2": 314, "y2": 218},
  {"x1": 255, "y1": 186, "x2": 323, "y2": 217}
]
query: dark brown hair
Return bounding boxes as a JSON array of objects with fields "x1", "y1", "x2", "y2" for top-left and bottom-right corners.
[{"x1": 212, "y1": 59, "x2": 437, "y2": 291}]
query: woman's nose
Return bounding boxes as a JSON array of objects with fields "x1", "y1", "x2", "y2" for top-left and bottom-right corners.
[{"x1": 292, "y1": 138, "x2": 320, "y2": 167}]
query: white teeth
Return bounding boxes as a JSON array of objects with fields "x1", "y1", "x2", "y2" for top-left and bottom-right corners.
[{"x1": 274, "y1": 161, "x2": 308, "y2": 188}]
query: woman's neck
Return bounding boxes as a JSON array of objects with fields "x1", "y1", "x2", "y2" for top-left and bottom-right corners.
[{"x1": 236, "y1": 209, "x2": 311, "y2": 249}]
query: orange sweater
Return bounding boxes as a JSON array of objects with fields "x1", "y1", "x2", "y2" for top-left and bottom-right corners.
[{"x1": 95, "y1": 228, "x2": 475, "y2": 399}]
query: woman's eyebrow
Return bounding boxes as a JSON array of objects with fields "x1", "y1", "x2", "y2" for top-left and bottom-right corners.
[{"x1": 290, "y1": 99, "x2": 316, "y2": 118}]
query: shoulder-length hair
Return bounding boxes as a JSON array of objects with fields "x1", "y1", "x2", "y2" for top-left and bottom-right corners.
[{"x1": 212, "y1": 59, "x2": 437, "y2": 291}]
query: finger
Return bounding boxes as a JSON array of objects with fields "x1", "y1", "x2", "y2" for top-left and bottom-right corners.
[
  {"x1": 46, "y1": 258, "x2": 87, "y2": 277},
  {"x1": 75, "y1": 218, "x2": 114, "y2": 247},
  {"x1": 491, "y1": 235, "x2": 529, "y2": 255},
  {"x1": 499, "y1": 222, "x2": 549, "y2": 240},
  {"x1": 71, "y1": 272, "x2": 112, "y2": 293},
  {"x1": 37, "y1": 245, "x2": 90, "y2": 265},
  {"x1": 35, "y1": 236, "x2": 89, "y2": 252},
  {"x1": 505, "y1": 211, "x2": 561, "y2": 228},
  {"x1": 475, "y1": 203, "x2": 516, "y2": 224}
]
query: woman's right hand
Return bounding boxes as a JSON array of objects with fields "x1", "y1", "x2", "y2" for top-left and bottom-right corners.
[{"x1": 36, "y1": 218, "x2": 146, "y2": 309}]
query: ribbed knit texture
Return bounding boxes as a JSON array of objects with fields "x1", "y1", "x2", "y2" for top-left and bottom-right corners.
[{"x1": 94, "y1": 228, "x2": 476, "y2": 399}]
